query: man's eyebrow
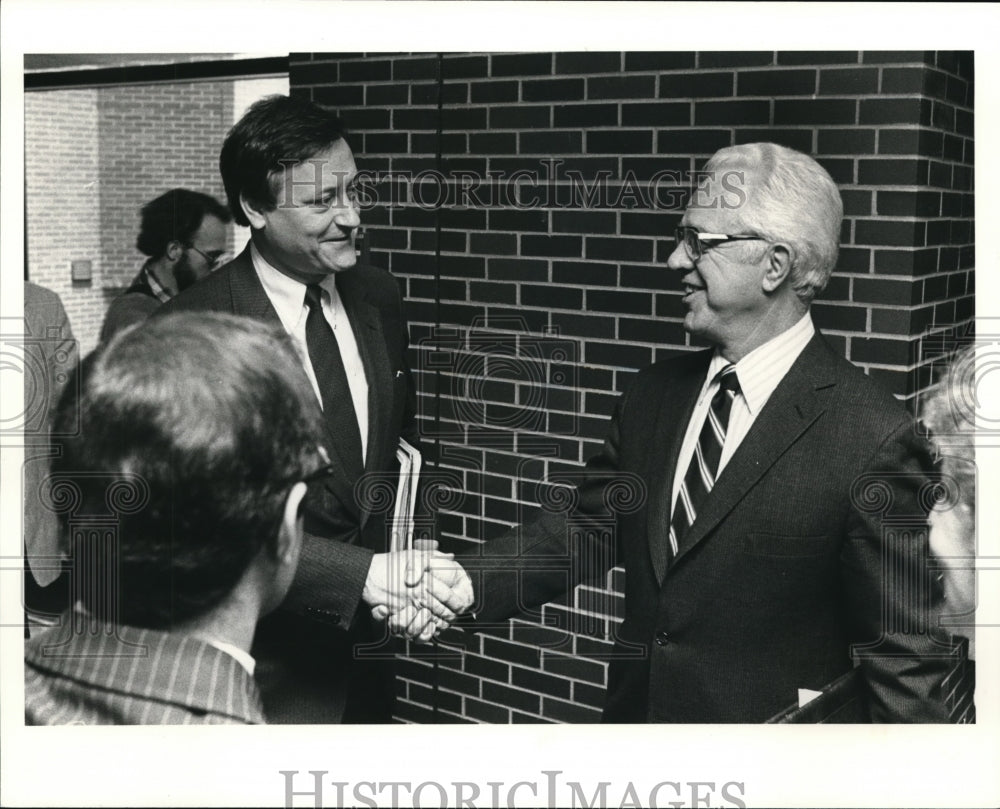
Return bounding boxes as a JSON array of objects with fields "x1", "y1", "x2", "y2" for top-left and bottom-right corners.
[
  {"x1": 320, "y1": 174, "x2": 359, "y2": 193},
  {"x1": 313, "y1": 183, "x2": 344, "y2": 198}
]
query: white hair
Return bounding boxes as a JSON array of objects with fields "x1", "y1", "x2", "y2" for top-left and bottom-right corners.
[{"x1": 704, "y1": 143, "x2": 844, "y2": 304}]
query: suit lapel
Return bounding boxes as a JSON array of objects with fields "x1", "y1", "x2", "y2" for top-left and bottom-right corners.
[
  {"x1": 647, "y1": 351, "x2": 712, "y2": 584},
  {"x1": 228, "y1": 249, "x2": 360, "y2": 520},
  {"x1": 227, "y1": 248, "x2": 282, "y2": 325},
  {"x1": 669, "y1": 334, "x2": 835, "y2": 569}
]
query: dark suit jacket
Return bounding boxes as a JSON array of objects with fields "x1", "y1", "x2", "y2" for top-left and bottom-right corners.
[
  {"x1": 469, "y1": 333, "x2": 954, "y2": 723},
  {"x1": 25, "y1": 612, "x2": 265, "y2": 724},
  {"x1": 158, "y1": 247, "x2": 418, "y2": 722},
  {"x1": 100, "y1": 267, "x2": 162, "y2": 343}
]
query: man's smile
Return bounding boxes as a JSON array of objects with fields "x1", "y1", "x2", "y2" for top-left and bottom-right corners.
[{"x1": 682, "y1": 276, "x2": 705, "y2": 301}]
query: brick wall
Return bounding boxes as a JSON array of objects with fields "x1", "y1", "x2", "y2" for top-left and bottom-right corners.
[
  {"x1": 290, "y1": 50, "x2": 975, "y2": 724},
  {"x1": 25, "y1": 76, "x2": 289, "y2": 355},
  {"x1": 96, "y1": 82, "x2": 234, "y2": 286},
  {"x1": 25, "y1": 89, "x2": 106, "y2": 357}
]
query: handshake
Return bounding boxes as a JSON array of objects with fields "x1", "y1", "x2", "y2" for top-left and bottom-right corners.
[{"x1": 362, "y1": 542, "x2": 475, "y2": 643}]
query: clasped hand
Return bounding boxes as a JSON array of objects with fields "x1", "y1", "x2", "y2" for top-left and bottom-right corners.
[{"x1": 362, "y1": 545, "x2": 473, "y2": 643}]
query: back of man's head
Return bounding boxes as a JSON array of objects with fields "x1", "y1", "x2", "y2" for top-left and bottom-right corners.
[
  {"x1": 53, "y1": 312, "x2": 325, "y2": 628},
  {"x1": 705, "y1": 142, "x2": 843, "y2": 304},
  {"x1": 135, "y1": 188, "x2": 232, "y2": 260},
  {"x1": 220, "y1": 94, "x2": 349, "y2": 228}
]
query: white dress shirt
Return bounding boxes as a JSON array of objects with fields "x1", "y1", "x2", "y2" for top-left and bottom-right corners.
[
  {"x1": 251, "y1": 243, "x2": 369, "y2": 462},
  {"x1": 670, "y1": 312, "x2": 815, "y2": 517},
  {"x1": 205, "y1": 639, "x2": 257, "y2": 676}
]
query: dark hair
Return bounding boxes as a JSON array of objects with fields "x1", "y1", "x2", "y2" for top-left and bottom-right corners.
[
  {"x1": 220, "y1": 94, "x2": 348, "y2": 227},
  {"x1": 52, "y1": 312, "x2": 325, "y2": 628},
  {"x1": 135, "y1": 188, "x2": 232, "y2": 259}
]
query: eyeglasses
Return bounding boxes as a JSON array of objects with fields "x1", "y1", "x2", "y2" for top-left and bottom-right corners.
[
  {"x1": 186, "y1": 246, "x2": 231, "y2": 267},
  {"x1": 301, "y1": 463, "x2": 336, "y2": 485},
  {"x1": 264, "y1": 459, "x2": 336, "y2": 542},
  {"x1": 675, "y1": 226, "x2": 766, "y2": 262}
]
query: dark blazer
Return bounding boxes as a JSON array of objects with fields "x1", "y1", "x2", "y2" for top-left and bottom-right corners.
[
  {"x1": 25, "y1": 612, "x2": 265, "y2": 724},
  {"x1": 470, "y1": 332, "x2": 954, "y2": 723},
  {"x1": 158, "y1": 247, "x2": 418, "y2": 722},
  {"x1": 100, "y1": 267, "x2": 162, "y2": 343}
]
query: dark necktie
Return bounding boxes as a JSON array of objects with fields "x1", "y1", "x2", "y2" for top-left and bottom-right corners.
[
  {"x1": 668, "y1": 364, "x2": 741, "y2": 559},
  {"x1": 303, "y1": 283, "x2": 364, "y2": 476}
]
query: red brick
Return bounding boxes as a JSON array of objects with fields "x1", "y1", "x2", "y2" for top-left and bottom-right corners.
[
  {"x1": 774, "y1": 98, "x2": 857, "y2": 125},
  {"x1": 524, "y1": 78, "x2": 585, "y2": 102},
  {"x1": 738, "y1": 68, "x2": 816, "y2": 96},
  {"x1": 660, "y1": 71, "x2": 734, "y2": 98},
  {"x1": 854, "y1": 219, "x2": 926, "y2": 247},
  {"x1": 622, "y1": 102, "x2": 690, "y2": 127},
  {"x1": 444, "y1": 55, "x2": 489, "y2": 80},
  {"x1": 464, "y1": 697, "x2": 510, "y2": 723},
  {"x1": 482, "y1": 681, "x2": 542, "y2": 714},
  {"x1": 553, "y1": 103, "x2": 619, "y2": 128},
  {"x1": 491, "y1": 53, "x2": 553, "y2": 77},
  {"x1": 695, "y1": 100, "x2": 770, "y2": 126},
  {"x1": 858, "y1": 158, "x2": 930, "y2": 186},
  {"x1": 470, "y1": 80, "x2": 519, "y2": 103},
  {"x1": 588, "y1": 129, "x2": 653, "y2": 154},
  {"x1": 778, "y1": 51, "x2": 859, "y2": 65},
  {"x1": 701, "y1": 52, "x2": 774, "y2": 68},
  {"x1": 624, "y1": 52, "x2": 696, "y2": 71},
  {"x1": 862, "y1": 51, "x2": 934, "y2": 64},
  {"x1": 542, "y1": 696, "x2": 603, "y2": 723},
  {"x1": 860, "y1": 97, "x2": 933, "y2": 125},
  {"x1": 588, "y1": 75, "x2": 656, "y2": 100},
  {"x1": 393, "y1": 56, "x2": 438, "y2": 80},
  {"x1": 878, "y1": 128, "x2": 943, "y2": 157},
  {"x1": 585, "y1": 342, "x2": 653, "y2": 370},
  {"x1": 586, "y1": 236, "x2": 655, "y2": 263},
  {"x1": 555, "y1": 52, "x2": 621, "y2": 74}
]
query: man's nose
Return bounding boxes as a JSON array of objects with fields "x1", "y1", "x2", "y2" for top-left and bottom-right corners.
[
  {"x1": 666, "y1": 240, "x2": 693, "y2": 272},
  {"x1": 333, "y1": 201, "x2": 361, "y2": 230}
]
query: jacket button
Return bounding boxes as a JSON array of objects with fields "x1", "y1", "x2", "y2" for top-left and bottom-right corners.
[{"x1": 654, "y1": 631, "x2": 670, "y2": 646}]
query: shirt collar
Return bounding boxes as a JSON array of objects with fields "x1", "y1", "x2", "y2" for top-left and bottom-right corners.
[
  {"x1": 204, "y1": 638, "x2": 256, "y2": 676},
  {"x1": 142, "y1": 261, "x2": 173, "y2": 304},
  {"x1": 706, "y1": 312, "x2": 815, "y2": 416},
  {"x1": 250, "y1": 241, "x2": 339, "y2": 332}
]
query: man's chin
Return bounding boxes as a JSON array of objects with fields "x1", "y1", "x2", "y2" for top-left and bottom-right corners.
[
  {"x1": 175, "y1": 266, "x2": 199, "y2": 291},
  {"x1": 321, "y1": 244, "x2": 358, "y2": 272}
]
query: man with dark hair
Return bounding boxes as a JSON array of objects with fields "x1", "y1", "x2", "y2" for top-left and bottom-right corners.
[
  {"x1": 100, "y1": 189, "x2": 231, "y2": 341},
  {"x1": 160, "y1": 94, "x2": 471, "y2": 723},
  {"x1": 450, "y1": 143, "x2": 955, "y2": 723},
  {"x1": 25, "y1": 312, "x2": 324, "y2": 724}
]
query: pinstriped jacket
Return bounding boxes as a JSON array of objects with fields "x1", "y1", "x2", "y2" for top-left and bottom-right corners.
[{"x1": 25, "y1": 612, "x2": 265, "y2": 725}]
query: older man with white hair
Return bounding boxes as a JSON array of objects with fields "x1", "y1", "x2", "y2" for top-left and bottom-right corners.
[{"x1": 457, "y1": 142, "x2": 956, "y2": 723}]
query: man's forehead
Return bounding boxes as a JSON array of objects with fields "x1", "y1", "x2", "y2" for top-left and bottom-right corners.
[
  {"x1": 286, "y1": 142, "x2": 357, "y2": 182},
  {"x1": 682, "y1": 159, "x2": 758, "y2": 227},
  {"x1": 194, "y1": 213, "x2": 228, "y2": 242}
]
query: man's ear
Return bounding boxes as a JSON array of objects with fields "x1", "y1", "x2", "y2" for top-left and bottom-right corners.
[
  {"x1": 164, "y1": 240, "x2": 184, "y2": 263},
  {"x1": 276, "y1": 481, "x2": 308, "y2": 564},
  {"x1": 762, "y1": 242, "x2": 795, "y2": 293},
  {"x1": 240, "y1": 193, "x2": 268, "y2": 231}
]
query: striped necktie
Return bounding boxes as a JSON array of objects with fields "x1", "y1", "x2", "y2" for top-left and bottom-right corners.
[{"x1": 668, "y1": 364, "x2": 741, "y2": 559}]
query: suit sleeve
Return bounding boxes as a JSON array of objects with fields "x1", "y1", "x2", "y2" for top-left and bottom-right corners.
[
  {"x1": 842, "y1": 418, "x2": 954, "y2": 722},
  {"x1": 279, "y1": 272, "x2": 419, "y2": 628},
  {"x1": 462, "y1": 388, "x2": 628, "y2": 624},
  {"x1": 277, "y1": 530, "x2": 374, "y2": 630}
]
